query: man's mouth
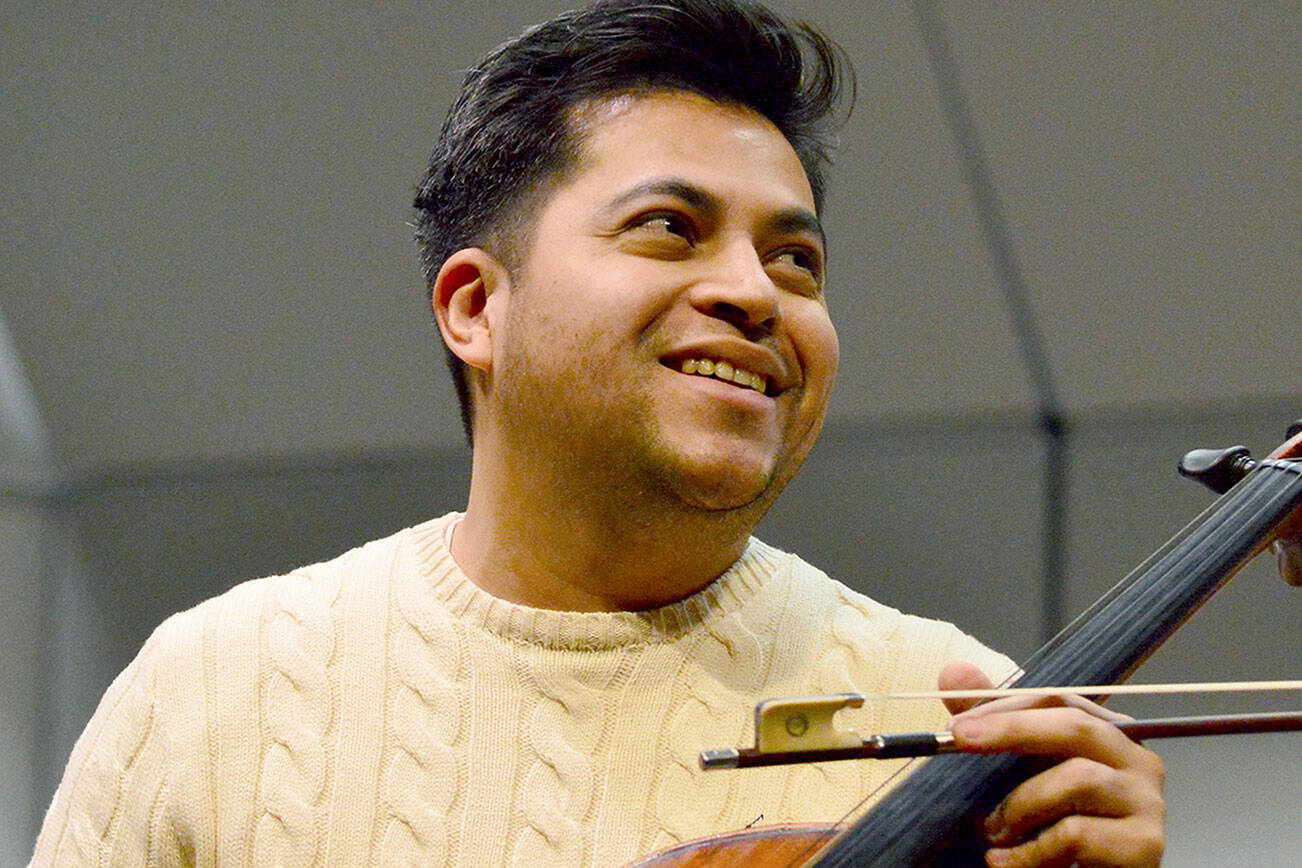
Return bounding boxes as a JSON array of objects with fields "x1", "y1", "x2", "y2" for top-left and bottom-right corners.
[{"x1": 677, "y1": 357, "x2": 769, "y2": 395}]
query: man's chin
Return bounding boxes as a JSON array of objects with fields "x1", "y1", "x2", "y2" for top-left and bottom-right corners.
[{"x1": 664, "y1": 459, "x2": 782, "y2": 514}]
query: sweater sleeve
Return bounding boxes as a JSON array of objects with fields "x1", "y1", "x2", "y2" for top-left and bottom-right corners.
[{"x1": 29, "y1": 613, "x2": 191, "y2": 867}]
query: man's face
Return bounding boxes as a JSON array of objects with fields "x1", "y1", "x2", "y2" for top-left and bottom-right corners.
[{"x1": 484, "y1": 90, "x2": 839, "y2": 514}]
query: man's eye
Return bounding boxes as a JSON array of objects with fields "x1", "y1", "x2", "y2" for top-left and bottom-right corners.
[
  {"x1": 769, "y1": 248, "x2": 823, "y2": 280},
  {"x1": 635, "y1": 213, "x2": 695, "y2": 242}
]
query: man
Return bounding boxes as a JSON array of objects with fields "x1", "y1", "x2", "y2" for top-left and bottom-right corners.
[{"x1": 31, "y1": 1, "x2": 1299, "y2": 865}]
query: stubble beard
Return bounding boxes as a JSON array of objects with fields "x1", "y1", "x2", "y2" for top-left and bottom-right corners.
[{"x1": 495, "y1": 356, "x2": 787, "y2": 531}]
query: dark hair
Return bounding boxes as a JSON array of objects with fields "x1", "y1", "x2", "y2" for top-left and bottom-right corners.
[{"x1": 413, "y1": 0, "x2": 852, "y2": 444}]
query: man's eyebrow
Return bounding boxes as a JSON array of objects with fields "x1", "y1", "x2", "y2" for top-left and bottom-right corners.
[
  {"x1": 767, "y1": 209, "x2": 826, "y2": 250},
  {"x1": 604, "y1": 178, "x2": 719, "y2": 216}
]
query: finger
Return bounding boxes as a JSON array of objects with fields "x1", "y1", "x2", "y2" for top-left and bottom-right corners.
[
  {"x1": 982, "y1": 756, "x2": 1165, "y2": 850},
  {"x1": 1273, "y1": 540, "x2": 1302, "y2": 587},
  {"x1": 938, "y1": 661, "x2": 995, "y2": 715},
  {"x1": 984, "y1": 813, "x2": 1165, "y2": 868},
  {"x1": 950, "y1": 689, "x2": 1133, "y2": 725},
  {"x1": 950, "y1": 706, "x2": 1155, "y2": 769}
]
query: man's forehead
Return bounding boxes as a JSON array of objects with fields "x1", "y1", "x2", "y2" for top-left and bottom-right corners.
[
  {"x1": 564, "y1": 90, "x2": 817, "y2": 208},
  {"x1": 573, "y1": 89, "x2": 780, "y2": 146}
]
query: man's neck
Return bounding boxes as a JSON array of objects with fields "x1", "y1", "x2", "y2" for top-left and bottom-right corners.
[{"x1": 450, "y1": 452, "x2": 759, "y2": 612}]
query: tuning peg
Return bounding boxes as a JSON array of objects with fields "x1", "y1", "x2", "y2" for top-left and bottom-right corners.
[
  {"x1": 1178, "y1": 445, "x2": 1256, "y2": 494},
  {"x1": 1288, "y1": 420, "x2": 1302, "y2": 440}
]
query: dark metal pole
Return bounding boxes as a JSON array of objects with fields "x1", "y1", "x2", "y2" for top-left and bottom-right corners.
[{"x1": 912, "y1": 0, "x2": 1069, "y2": 641}]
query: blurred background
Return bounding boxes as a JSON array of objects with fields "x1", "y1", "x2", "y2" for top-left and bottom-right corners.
[{"x1": 2, "y1": 1, "x2": 1298, "y2": 864}]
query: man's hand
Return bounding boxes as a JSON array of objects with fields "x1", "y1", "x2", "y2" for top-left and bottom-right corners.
[{"x1": 939, "y1": 662, "x2": 1166, "y2": 868}]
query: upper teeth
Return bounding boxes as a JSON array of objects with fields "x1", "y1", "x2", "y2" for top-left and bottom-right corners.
[{"x1": 679, "y1": 357, "x2": 768, "y2": 393}]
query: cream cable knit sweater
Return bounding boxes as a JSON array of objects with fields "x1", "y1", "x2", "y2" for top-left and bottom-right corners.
[{"x1": 32, "y1": 513, "x2": 1013, "y2": 867}]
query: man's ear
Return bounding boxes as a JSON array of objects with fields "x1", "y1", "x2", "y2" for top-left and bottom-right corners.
[{"x1": 432, "y1": 247, "x2": 510, "y2": 374}]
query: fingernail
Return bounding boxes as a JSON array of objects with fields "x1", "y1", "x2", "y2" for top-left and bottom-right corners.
[
  {"x1": 985, "y1": 848, "x2": 1012, "y2": 867},
  {"x1": 982, "y1": 805, "x2": 1010, "y2": 844}
]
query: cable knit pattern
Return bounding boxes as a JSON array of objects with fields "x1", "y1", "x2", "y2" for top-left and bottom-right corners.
[
  {"x1": 379, "y1": 544, "x2": 466, "y2": 865},
  {"x1": 251, "y1": 570, "x2": 342, "y2": 867},
  {"x1": 651, "y1": 607, "x2": 766, "y2": 850},
  {"x1": 31, "y1": 513, "x2": 1014, "y2": 867},
  {"x1": 60, "y1": 644, "x2": 158, "y2": 863},
  {"x1": 512, "y1": 654, "x2": 609, "y2": 866},
  {"x1": 144, "y1": 780, "x2": 177, "y2": 865}
]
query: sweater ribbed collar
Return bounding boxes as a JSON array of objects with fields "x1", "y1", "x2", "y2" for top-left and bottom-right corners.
[{"x1": 404, "y1": 512, "x2": 787, "y2": 651}]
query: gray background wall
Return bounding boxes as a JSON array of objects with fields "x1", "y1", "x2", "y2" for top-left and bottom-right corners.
[{"x1": 3, "y1": 1, "x2": 1299, "y2": 865}]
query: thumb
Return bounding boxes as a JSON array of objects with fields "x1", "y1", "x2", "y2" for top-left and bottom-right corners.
[
  {"x1": 938, "y1": 661, "x2": 995, "y2": 716},
  {"x1": 1273, "y1": 540, "x2": 1302, "y2": 587}
]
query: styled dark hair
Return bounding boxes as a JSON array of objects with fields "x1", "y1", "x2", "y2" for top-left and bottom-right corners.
[{"x1": 413, "y1": 0, "x2": 852, "y2": 443}]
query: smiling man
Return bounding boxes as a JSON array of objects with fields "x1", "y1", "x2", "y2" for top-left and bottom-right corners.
[
  {"x1": 28, "y1": 1, "x2": 1204, "y2": 866},
  {"x1": 438, "y1": 91, "x2": 839, "y2": 612}
]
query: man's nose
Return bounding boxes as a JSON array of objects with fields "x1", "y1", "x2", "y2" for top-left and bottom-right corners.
[{"x1": 688, "y1": 246, "x2": 779, "y2": 338}]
